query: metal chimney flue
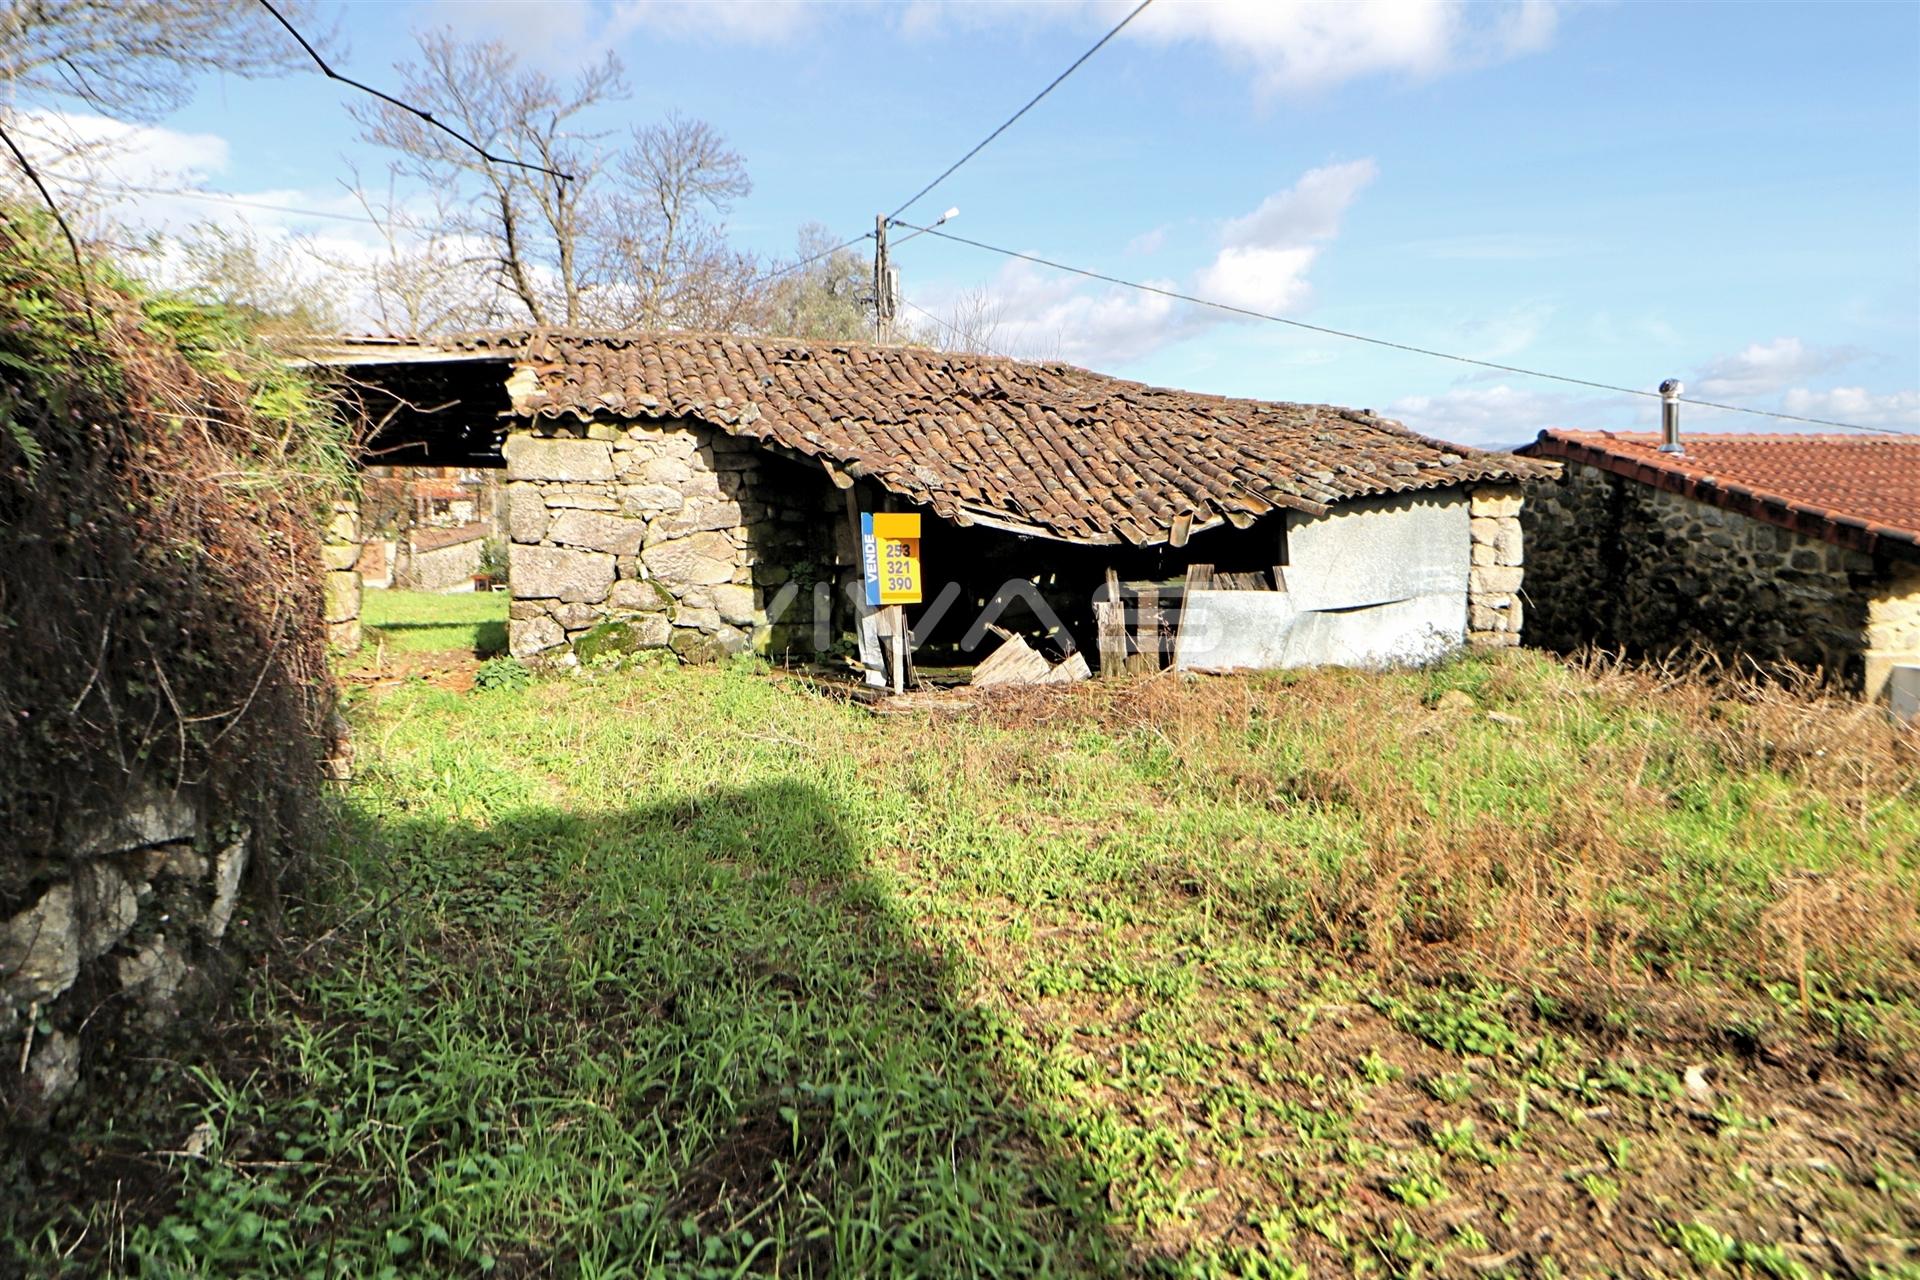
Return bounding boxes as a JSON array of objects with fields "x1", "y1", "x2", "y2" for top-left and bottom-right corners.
[{"x1": 1658, "y1": 379, "x2": 1684, "y2": 455}]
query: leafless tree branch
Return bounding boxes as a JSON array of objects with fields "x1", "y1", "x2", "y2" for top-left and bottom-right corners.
[{"x1": 254, "y1": 0, "x2": 572, "y2": 182}]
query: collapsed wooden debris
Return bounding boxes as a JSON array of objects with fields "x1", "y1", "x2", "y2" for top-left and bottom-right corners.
[{"x1": 969, "y1": 633, "x2": 1090, "y2": 687}]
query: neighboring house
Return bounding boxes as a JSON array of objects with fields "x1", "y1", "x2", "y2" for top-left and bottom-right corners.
[
  {"x1": 361, "y1": 466, "x2": 494, "y2": 530},
  {"x1": 315, "y1": 331, "x2": 1546, "y2": 673},
  {"x1": 1519, "y1": 430, "x2": 1920, "y2": 698},
  {"x1": 356, "y1": 524, "x2": 492, "y2": 593}
]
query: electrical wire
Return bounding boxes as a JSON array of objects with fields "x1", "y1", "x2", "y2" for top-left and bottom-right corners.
[
  {"x1": 897, "y1": 294, "x2": 1017, "y2": 361},
  {"x1": 750, "y1": 231, "x2": 874, "y2": 288},
  {"x1": 895, "y1": 222, "x2": 1917, "y2": 436},
  {"x1": 39, "y1": 173, "x2": 390, "y2": 224},
  {"x1": 256, "y1": 0, "x2": 572, "y2": 182},
  {"x1": 886, "y1": 0, "x2": 1152, "y2": 223}
]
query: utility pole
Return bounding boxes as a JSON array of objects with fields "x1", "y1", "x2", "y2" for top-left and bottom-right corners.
[{"x1": 872, "y1": 213, "x2": 895, "y2": 343}]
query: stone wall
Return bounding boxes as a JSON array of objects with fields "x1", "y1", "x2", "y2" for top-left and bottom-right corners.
[
  {"x1": 1467, "y1": 485, "x2": 1525, "y2": 648},
  {"x1": 394, "y1": 526, "x2": 488, "y2": 593},
  {"x1": 1523, "y1": 459, "x2": 1918, "y2": 694},
  {"x1": 503, "y1": 420, "x2": 843, "y2": 663},
  {"x1": 1867, "y1": 562, "x2": 1920, "y2": 700},
  {"x1": 322, "y1": 499, "x2": 363, "y2": 650},
  {"x1": 1, "y1": 782, "x2": 251, "y2": 1124}
]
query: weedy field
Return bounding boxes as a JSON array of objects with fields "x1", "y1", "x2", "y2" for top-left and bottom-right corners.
[{"x1": 10, "y1": 595, "x2": 1918, "y2": 1278}]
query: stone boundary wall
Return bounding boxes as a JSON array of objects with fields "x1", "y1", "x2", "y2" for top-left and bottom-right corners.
[
  {"x1": 1, "y1": 783, "x2": 252, "y2": 1123},
  {"x1": 394, "y1": 527, "x2": 488, "y2": 593},
  {"x1": 504, "y1": 421, "x2": 841, "y2": 663},
  {"x1": 1467, "y1": 485, "x2": 1525, "y2": 648},
  {"x1": 1522, "y1": 459, "x2": 1919, "y2": 694},
  {"x1": 321, "y1": 499, "x2": 362, "y2": 650}
]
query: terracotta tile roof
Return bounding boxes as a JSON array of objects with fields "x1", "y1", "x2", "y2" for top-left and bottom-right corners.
[
  {"x1": 409, "y1": 523, "x2": 490, "y2": 552},
  {"x1": 452, "y1": 329, "x2": 1541, "y2": 546},
  {"x1": 1523, "y1": 429, "x2": 1920, "y2": 561}
]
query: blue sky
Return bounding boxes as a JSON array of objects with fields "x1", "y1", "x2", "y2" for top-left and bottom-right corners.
[{"x1": 30, "y1": 0, "x2": 1920, "y2": 448}]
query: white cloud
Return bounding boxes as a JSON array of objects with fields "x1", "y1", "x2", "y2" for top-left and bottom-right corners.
[
  {"x1": 1192, "y1": 158, "x2": 1373, "y2": 311},
  {"x1": 1220, "y1": 158, "x2": 1376, "y2": 249},
  {"x1": 917, "y1": 159, "x2": 1373, "y2": 363},
  {"x1": 7, "y1": 109, "x2": 229, "y2": 187},
  {"x1": 481, "y1": 0, "x2": 1561, "y2": 94},
  {"x1": 607, "y1": 0, "x2": 819, "y2": 45},
  {"x1": 1125, "y1": 225, "x2": 1168, "y2": 255},
  {"x1": 899, "y1": 0, "x2": 1559, "y2": 95},
  {"x1": 1779, "y1": 386, "x2": 1920, "y2": 430},
  {"x1": 2, "y1": 109, "x2": 498, "y2": 332},
  {"x1": 1694, "y1": 337, "x2": 1864, "y2": 398},
  {"x1": 1386, "y1": 382, "x2": 1627, "y2": 449},
  {"x1": 927, "y1": 258, "x2": 1209, "y2": 364},
  {"x1": 1193, "y1": 245, "x2": 1318, "y2": 313}
]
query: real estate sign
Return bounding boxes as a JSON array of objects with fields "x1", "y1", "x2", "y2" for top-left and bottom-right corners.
[{"x1": 861, "y1": 512, "x2": 922, "y2": 606}]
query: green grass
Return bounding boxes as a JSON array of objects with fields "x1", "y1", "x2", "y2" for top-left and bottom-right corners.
[
  {"x1": 361, "y1": 588, "x2": 507, "y2": 656},
  {"x1": 10, "y1": 653, "x2": 1918, "y2": 1277}
]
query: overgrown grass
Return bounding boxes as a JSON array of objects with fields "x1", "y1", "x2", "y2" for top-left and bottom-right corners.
[
  {"x1": 361, "y1": 589, "x2": 508, "y2": 656},
  {"x1": 12, "y1": 652, "x2": 1918, "y2": 1277}
]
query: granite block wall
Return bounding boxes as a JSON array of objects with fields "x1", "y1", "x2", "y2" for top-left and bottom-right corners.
[
  {"x1": 1467, "y1": 485, "x2": 1525, "y2": 648},
  {"x1": 503, "y1": 421, "x2": 842, "y2": 663},
  {"x1": 1523, "y1": 459, "x2": 1918, "y2": 695}
]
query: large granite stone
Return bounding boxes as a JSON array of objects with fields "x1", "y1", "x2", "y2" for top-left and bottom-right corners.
[
  {"x1": 510, "y1": 544, "x2": 614, "y2": 603},
  {"x1": 547, "y1": 510, "x2": 646, "y2": 556},
  {"x1": 510, "y1": 616, "x2": 565, "y2": 657},
  {"x1": 652, "y1": 497, "x2": 743, "y2": 540},
  {"x1": 1, "y1": 885, "x2": 79, "y2": 1003},
  {"x1": 507, "y1": 483, "x2": 548, "y2": 543},
  {"x1": 503, "y1": 435, "x2": 615, "y2": 483},
  {"x1": 641, "y1": 532, "x2": 736, "y2": 587}
]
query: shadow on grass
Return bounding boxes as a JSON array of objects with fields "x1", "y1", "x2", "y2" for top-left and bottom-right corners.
[
  {"x1": 92, "y1": 781, "x2": 1122, "y2": 1278},
  {"x1": 362, "y1": 618, "x2": 508, "y2": 658}
]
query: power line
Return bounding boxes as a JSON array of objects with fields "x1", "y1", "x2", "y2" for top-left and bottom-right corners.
[
  {"x1": 751, "y1": 231, "x2": 873, "y2": 288},
  {"x1": 897, "y1": 222, "x2": 1916, "y2": 436},
  {"x1": 897, "y1": 294, "x2": 1016, "y2": 361},
  {"x1": 41, "y1": 173, "x2": 388, "y2": 225},
  {"x1": 255, "y1": 0, "x2": 571, "y2": 183},
  {"x1": 885, "y1": 0, "x2": 1152, "y2": 223}
]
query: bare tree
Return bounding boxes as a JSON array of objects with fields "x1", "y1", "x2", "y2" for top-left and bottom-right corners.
[
  {"x1": 338, "y1": 174, "x2": 509, "y2": 336},
  {"x1": 353, "y1": 31, "x2": 624, "y2": 327},
  {"x1": 927, "y1": 284, "x2": 1008, "y2": 356},
  {"x1": 0, "y1": 0, "x2": 321, "y2": 119},
  {"x1": 595, "y1": 112, "x2": 758, "y2": 330},
  {"x1": 141, "y1": 219, "x2": 343, "y2": 336}
]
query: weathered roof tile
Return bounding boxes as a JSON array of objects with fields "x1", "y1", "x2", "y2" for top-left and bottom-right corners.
[
  {"x1": 1524, "y1": 429, "x2": 1920, "y2": 560},
  {"x1": 457, "y1": 329, "x2": 1542, "y2": 546}
]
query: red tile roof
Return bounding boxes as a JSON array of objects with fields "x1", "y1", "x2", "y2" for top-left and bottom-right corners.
[
  {"x1": 451, "y1": 330, "x2": 1542, "y2": 546},
  {"x1": 409, "y1": 523, "x2": 490, "y2": 552},
  {"x1": 1523, "y1": 430, "x2": 1920, "y2": 560}
]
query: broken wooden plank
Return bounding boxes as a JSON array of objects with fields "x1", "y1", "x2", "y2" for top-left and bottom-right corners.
[
  {"x1": 971, "y1": 633, "x2": 1052, "y2": 687},
  {"x1": 1037, "y1": 651, "x2": 1092, "y2": 684}
]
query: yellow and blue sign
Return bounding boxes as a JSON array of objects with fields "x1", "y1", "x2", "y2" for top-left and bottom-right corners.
[{"x1": 861, "y1": 512, "x2": 922, "y2": 606}]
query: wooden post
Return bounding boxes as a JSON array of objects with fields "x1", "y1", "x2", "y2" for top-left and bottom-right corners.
[
  {"x1": 1128, "y1": 585, "x2": 1162, "y2": 674},
  {"x1": 885, "y1": 603, "x2": 908, "y2": 693},
  {"x1": 844, "y1": 489, "x2": 884, "y2": 687},
  {"x1": 1096, "y1": 567, "x2": 1129, "y2": 676}
]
